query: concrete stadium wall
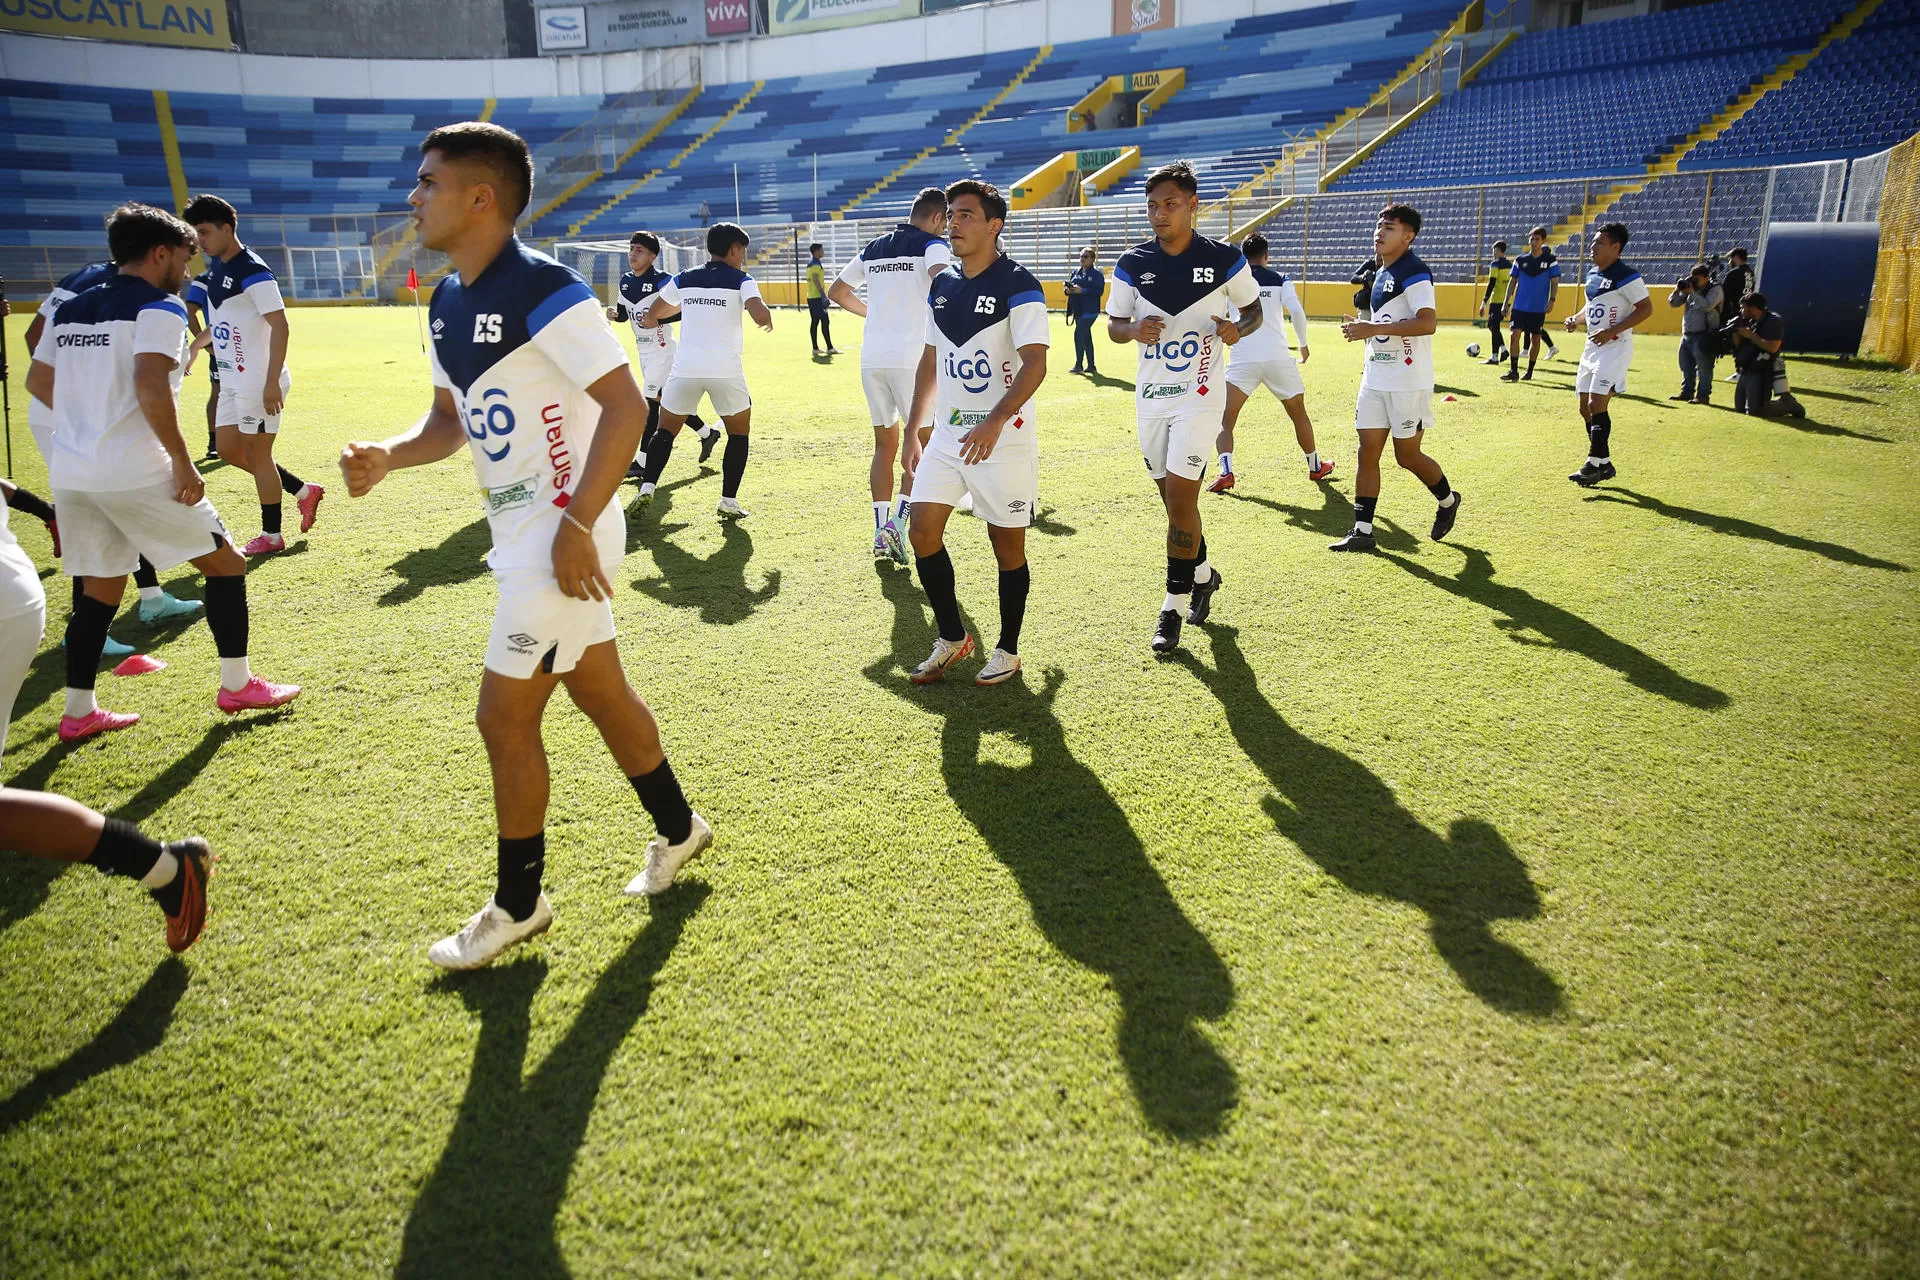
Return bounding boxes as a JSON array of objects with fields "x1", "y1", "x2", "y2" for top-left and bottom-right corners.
[{"x1": 232, "y1": 0, "x2": 524, "y2": 59}]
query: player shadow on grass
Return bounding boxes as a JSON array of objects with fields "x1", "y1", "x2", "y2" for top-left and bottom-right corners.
[
  {"x1": 0, "y1": 957, "x2": 189, "y2": 1139},
  {"x1": 1176, "y1": 628, "x2": 1563, "y2": 1017},
  {"x1": 381, "y1": 515, "x2": 492, "y2": 607},
  {"x1": 1225, "y1": 485, "x2": 1418, "y2": 551},
  {"x1": 1381, "y1": 545, "x2": 1730, "y2": 709},
  {"x1": 632, "y1": 521, "x2": 780, "y2": 625},
  {"x1": 863, "y1": 578, "x2": 1236, "y2": 1140},
  {"x1": 1585, "y1": 488, "x2": 1908, "y2": 573},
  {"x1": 1084, "y1": 370, "x2": 1135, "y2": 393},
  {"x1": 1751, "y1": 410, "x2": 1892, "y2": 444},
  {"x1": 393, "y1": 884, "x2": 710, "y2": 1280}
]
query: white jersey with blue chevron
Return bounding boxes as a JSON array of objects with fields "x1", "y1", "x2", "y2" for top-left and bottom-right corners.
[
  {"x1": 1362, "y1": 250, "x2": 1437, "y2": 392},
  {"x1": 1230, "y1": 263, "x2": 1309, "y2": 365},
  {"x1": 203, "y1": 245, "x2": 285, "y2": 388},
  {"x1": 1583, "y1": 260, "x2": 1650, "y2": 338},
  {"x1": 616, "y1": 266, "x2": 675, "y2": 353},
  {"x1": 658, "y1": 261, "x2": 762, "y2": 380},
  {"x1": 837, "y1": 223, "x2": 953, "y2": 368},
  {"x1": 27, "y1": 260, "x2": 118, "y2": 442},
  {"x1": 427, "y1": 240, "x2": 629, "y2": 573},
  {"x1": 34, "y1": 273, "x2": 189, "y2": 492},
  {"x1": 1105, "y1": 234, "x2": 1259, "y2": 412},
  {"x1": 923, "y1": 256, "x2": 1049, "y2": 459}
]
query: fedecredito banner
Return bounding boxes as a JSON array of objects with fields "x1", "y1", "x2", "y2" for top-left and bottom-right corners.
[{"x1": 769, "y1": 0, "x2": 918, "y2": 37}]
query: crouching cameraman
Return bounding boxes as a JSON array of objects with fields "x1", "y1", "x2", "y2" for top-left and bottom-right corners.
[
  {"x1": 1725, "y1": 293, "x2": 1803, "y2": 418},
  {"x1": 1668, "y1": 265, "x2": 1723, "y2": 403}
]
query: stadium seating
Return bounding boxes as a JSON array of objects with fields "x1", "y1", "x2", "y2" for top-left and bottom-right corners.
[
  {"x1": 1334, "y1": 0, "x2": 1859, "y2": 189},
  {"x1": 0, "y1": 81, "x2": 173, "y2": 246},
  {"x1": 1683, "y1": 0, "x2": 1920, "y2": 168}
]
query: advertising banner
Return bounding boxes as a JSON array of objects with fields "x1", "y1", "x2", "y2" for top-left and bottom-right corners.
[
  {"x1": 1112, "y1": 0, "x2": 1172, "y2": 36},
  {"x1": 536, "y1": 5, "x2": 588, "y2": 49},
  {"x1": 0, "y1": 0, "x2": 232, "y2": 49},
  {"x1": 537, "y1": 0, "x2": 754, "y2": 52},
  {"x1": 705, "y1": 0, "x2": 751, "y2": 36},
  {"x1": 919, "y1": 0, "x2": 984, "y2": 13},
  {"x1": 769, "y1": 0, "x2": 918, "y2": 37}
]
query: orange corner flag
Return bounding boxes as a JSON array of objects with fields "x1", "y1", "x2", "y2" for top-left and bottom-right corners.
[{"x1": 405, "y1": 266, "x2": 419, "y2": 290}]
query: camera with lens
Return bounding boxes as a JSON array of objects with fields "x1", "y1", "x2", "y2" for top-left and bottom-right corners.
[{"x1": 1350, "y1": 256, "x2": 1378, "y2": 310}]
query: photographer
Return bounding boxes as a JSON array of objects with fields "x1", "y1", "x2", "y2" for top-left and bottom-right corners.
[
  {"x1": 1668, "y1": 264, "x2": 1723, "y2": 404},
  {"x1": 1727, "y1": 292, "x2": 1787, "y2": 416},
  {"x1": 1721, "y1": 247, "x2": 1753, "y2": 309}
]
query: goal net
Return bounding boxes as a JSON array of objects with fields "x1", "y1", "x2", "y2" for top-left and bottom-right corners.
[{"x1": 556, "y1": 237, "x2": 702, "y2": 301}]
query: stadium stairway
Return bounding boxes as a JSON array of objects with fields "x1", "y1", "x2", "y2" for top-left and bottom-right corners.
[
  {"x1": 522, "y1": 83, "x2": 702, "y2": 233},
  {"x1": 1542, "y1": 0, "x2": 1884, "y2": 253},
  {"x1": 834, "y1": 44, "x2": 1053, "y2": 219},
  {"x1": 565, "y1": 82, "x2": 765, "y2": 238}
]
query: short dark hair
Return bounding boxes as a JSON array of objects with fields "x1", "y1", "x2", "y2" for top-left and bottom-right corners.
[
  {"x1": 1379, "y1": 203, "x2": 1421, "y2": 236},
  {"x1": 1492, "y1": 239, "x2": 1508, "y2": 252},
  {"x1": 1597, "y1": 221, "x2": 1630, "y2": 248},
  {"x1": 1730, "y1": 246, "x2": 1749, "y2": 261},
  {"x1": 944, "y1": 178, "x2": 1007, "y2": 224},
  {"x1": 420, "y1": 121, "x2": 534, "y2": 220},
  {"x1": 1240, "y1": 233, "x2": 1269, "y2": 260},
  {"x1": 182, "y1": 193, "x2": 237, "y2": 229},
  {"x1": 106, "y1": 202, "x2": 195, "y2": 264},
  {"x1": 629, "y1": 230, "x2": 660, "y2": 253},
  {"x1": 1743, "y1": 291, "x2": 1768, "y2": 310},
  {"x1": 1690, "y1": 263, "x2": 1710, "y2": 280},
  {"x1": 910, "y1": 186, "x2": 947, "y2": 221},
  {"x1": 809, "y1": 242, "x2": 823, "y2": 255},
  {"x1": 708, "y1": 222, "x2": 750, "y2": 257},
  {"x1": 1529, "y1": 225, "x2": 1548, "y2": 240},
  {"x1": 1144, "y1": 161, "x2": 1198, "y2": 195}
]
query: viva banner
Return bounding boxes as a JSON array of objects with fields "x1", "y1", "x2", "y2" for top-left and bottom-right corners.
[
  {"x1": 770, "y1": 0, "x2": 918, "y2": 37},
  {"x1": 537, "y1": 0, "x2": 754, "y2": 51},
  {"x1": 1112, "y1": 0, "x2": 1172, "y2": 35},
  {"x1": 1, "y1": 0, "x2": 231, "y2": 49}
]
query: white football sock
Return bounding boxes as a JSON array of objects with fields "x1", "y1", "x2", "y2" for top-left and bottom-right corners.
[
  {"x1": 294, "y1": 484, "x2": 312, "y2": 501},
  {"x1": 1304, "y1": 449, "x2": 1320, "y2": 470},
  {"x1": 140, "y1": 850, "x2": 180, "y2": 890},
  {"x1": 873, "y1": 500, "x2": 890, "y2": 529},
  {"x1": 64, "y1": 687, "x2": 97, "y2": 719},
  {"x1": 1218, "y1": 451, "x2": 1233, "y2": 474},
  {"x1": 1354, "y1": 519, "x2": 1374, "y2": 534},
  {"x1": 220, "y1": 656, "x2": 252, "y2": 692},
  {"x1": 139, "y1": 585, "x2": 163, "y2": 603},
  {"x1": 1193, "y1": 560, "x2": 1213, "y2": 585},
  {"x1": 1439, "y1": 492, "x2": 1458, "y2": 508},
  {"x1": 1161, "y1": 592, "x2": 1189, "y2": 614},
  {"x1": 894, "y1": 495, "x2": 910, "y2": 523}
]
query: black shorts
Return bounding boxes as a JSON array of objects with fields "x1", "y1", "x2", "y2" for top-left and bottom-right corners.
[
  {"x1": 808, "y1": 296, "x2": 828, "y2": 318},
  {"x1": 1510, "y1": 309, "x2": 1546, "y2": 335},
  {"x1": 1486, "y1": 303, "x2": 1505, "y2": 325}
]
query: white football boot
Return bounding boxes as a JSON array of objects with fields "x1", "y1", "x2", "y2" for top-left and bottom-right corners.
[
  {"x1": 974, "y1": 648, "x2": 1022, "y2": 686},
  {"x1": 428, "y1": 894, "x2": 553, "y2": 970},
  {"x1": 626, "y1": 812, "x2": 714, "y2": 897},
  {"x1": 910, "y1": 634, "x2": 975, "y2": 684}
]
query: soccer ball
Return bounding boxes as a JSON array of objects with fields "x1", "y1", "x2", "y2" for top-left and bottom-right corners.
[{"x1": 1466, "y1": 342, "x2": 1482, "y2": 358}]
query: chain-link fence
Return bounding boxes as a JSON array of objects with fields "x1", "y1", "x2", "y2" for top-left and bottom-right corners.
[{"x1": 1861, "y1": 131, "x2": 1918, "y2": 371}]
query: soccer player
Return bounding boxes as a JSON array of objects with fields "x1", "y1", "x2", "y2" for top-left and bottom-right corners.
[
  {"x1": 899, "y1": 179, "x2": 1047, "y2": 687},
  {"x1": 605, "y1": 230, "x2": 714, "y2": 480},
  {"x1": 181, "y1": 194, "x2": 325, "y2": 554},
  {"x1": 805, "y1": 242, "x2": 840, "y2": 355},
  {"x1": 827, "y1": 186, "x2": 952, "y2": 566},
  {"x1": 1064, "y1": 246, "x2": 1104, "y2": 375},
  {"x1": 1503, "y1": 225, "x2": 1560, "y2": 381},
  {"x1": 1477, "y1": 240, "x2": 1512, "y2": 364},
  {"x1": 340, "y1": 123, "x2": 709, "y2": 969},
  {"x1": 1, "y1": 789, "x2": 214, "y2": 952},
  {"x1": 25, "y1": 203, "x2": 300, "y2": 742},
  {"x1": 635, "y1": 222, "x2": 774, "y2": 518},
  {"x1": 1209, "y1": 232, "x2": 1329, "y2": 493},
  {"x1": 184, "y1": 265, "x2": 223, "y2": 457},
  {"x1": 1331, "y1": 203, "x2": 1461, "y2": 553},
  {"x1": 1105, "y1": 160, "x2": 1261, "y2": 655},
  {"x1": 1564, "y1": 222, "x2": 1651, "y2": 487},
  {"x1": 0, "y1": 479, "x2": 48, "y2": 761}
]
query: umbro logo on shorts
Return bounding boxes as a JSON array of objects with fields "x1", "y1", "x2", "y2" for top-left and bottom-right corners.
[
  {"x1": 1008, "y1": 500, "x2": 1027, "y2": 512},
  {"x1": 1188, "y1": 455, "x2": 1203, "y2": 466},
  {"x1": 506, "y1": 632, "x2": 538, "y2": 654}
]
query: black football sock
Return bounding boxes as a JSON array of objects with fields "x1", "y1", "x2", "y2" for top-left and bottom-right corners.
[
  {"x1": 996, "y1": 564, "x2": 1029, "y2": 655},
  {"x1": 133, "y1": 557, "x2": 160, "y2": 592},
  {"x1": 821, "y1": 315, "x2": 834, "y2": 348},
  {"x1": 64, "y1": 594, "x2": 115, "y2": 690},
  {"x1": 1527, "y1": 344, "x2": 1538, "y2": 376},
  {"x1": 629, "y1": 759, "x2": 694, "y2": 845},
  {"x1": 1165, "y1": 552, "x2": 1196, "y2": 599},
  {"x1": 1588, "y1": 412, "x2": 1612, "y2": 462},
  {"x1": 642, "y1": 431, "x2": 676, "y2": 485},
  {"x1": 1509, "y1": 343, "x2": 1520, "y2": 374},
  {"x1": 721, "y1": 434, "x2": 749, "y2": 499},
  {"x1": 1427, "y1": 474, "x2": 1455, "y2": 505},
  {"x1": 494, "y1": 832, "x2": 546, "y2": 922},
  {"x1": 687, "y1": 414, "x2": 706, "y2": 432},
  {"x1": 1353, "y1": 495, "x2": 1378, "y2": 533},
  {"x1": 85, "y1": 818, "x2": 167, "y2": 883},
  {"x1": 4, "y1": 485, "x2": 54, "y2": 523},
  {"x1": 276, "y1": 465, "x2": 305, "y2": 496},
  {"x1": 261, "y1": 502, "x2": 283, "y2": 535},
  {"x1": 915, "y1": 547, "x2": 966, "y2": 642},
  {"x1": 71, "y1": 576, "x2": 85, "y2": 614},
  {"x1": 203, "y1": 575, "x2": 249, "y2": 659}
]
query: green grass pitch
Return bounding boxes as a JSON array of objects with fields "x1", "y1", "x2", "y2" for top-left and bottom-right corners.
[{"x1": 2, "y1": 305, "x2": 1916, "y2": 1276}]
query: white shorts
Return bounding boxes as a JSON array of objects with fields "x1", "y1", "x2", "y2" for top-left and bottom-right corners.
[
  {"x1": 0, "y1": 599, "x2": 46, "y2": 761},
  {"x1": 913, "y1": 447, "x2": 1037, "y2": 528},
  {"x1": 861, "y1": 366, "x2": 917, "y2": 428},
  {"x1": 1138, "y1": 400, "x2": 1225, "y2": 481},
  {"x1": 218, "y1": 367, "x2": 294, "y2": 435},
  {"x1": 1354, "y1": 386, "x2": 1432, "y2": 438},
  {"x1": 52, "y1": 483, "x2": 231, "y2": 578},
  {"x1": 662, "y1": 375, "x2": 750, "y2": 419},
  {"x1": 1576, "y1": 338, "x2": 1632, "y2": 395},
  {"x1": 485, "y1": 571, "x2": 616, "y2": 679},
  {"x1": 1225, "y1": 354, "x2": 1305, "y2": 401},
  {"x1": 637, "y1": 340, "x2": 675, "y2": 400}
]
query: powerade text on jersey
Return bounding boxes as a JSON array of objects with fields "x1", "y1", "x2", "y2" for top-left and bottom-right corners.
[
  {"x1": 658, "y1": 262, "x2": 761, "y2": 380},
  {"x1": 1583, "y1": 260, "x2": 1650, "y2": 338},
  {"x1": 428, "y1": 241, "x2": 629, "y2": 573},
  {"x1": 837, "y1": 224, "x2": 953, "y2": 368},
  {"x1": 1363, "y1": 251, "x2": 1437, "y2": 392},
  {"x1": 617, "y1": 267, "x2": 675, "y2": 351},
  {"x1": 204, "y1": 246, "x2": 285, "y2": 386},
  {"x1": 35, "y1": 274, "x2": 189, "y2": 492},
  {"x1": 1105, "y1": 235, "x2": 1258, "y2": 411},
  {"x1": 924, "y1": 256, "x2": 1049, "y2": 458}
]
